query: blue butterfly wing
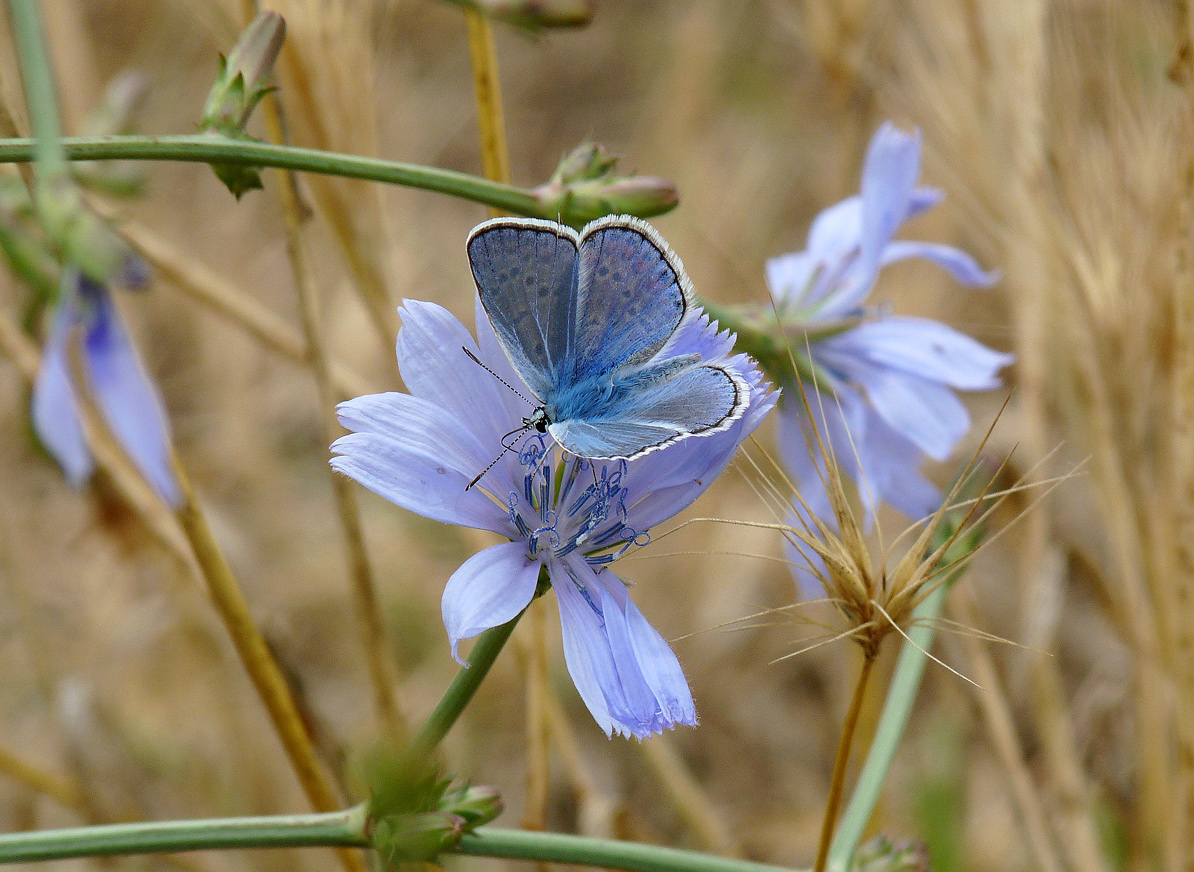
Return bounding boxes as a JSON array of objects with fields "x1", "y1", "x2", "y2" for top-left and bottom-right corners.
[
  {"x1": 549, "y1": 359, "x2": 748, "y2": 459},
  {"x1": 569, "y1": 216, "x2": 688, "y2": 384},
  {"x1": 468, "y1": 218, "x2": 580, "y2": 400}
]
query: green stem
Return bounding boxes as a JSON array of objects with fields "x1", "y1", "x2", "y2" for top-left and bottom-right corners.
[
  {"x1": 0, "y1": 812, "x2": 812, "y2": 872},
  {"x1": 0, "y1": 135, "x2": 560, "y2": 218},
  {"x1": 0, "y1": 806, "x2": 369, "y2": 863},
  {"x1": 455, "y1": 827, "x2": 807, "y2": 872},
  {"x1": 6, "y1": 0, "x2": 66, "y2": 178},
  {"x1": 824, "y1": 580, "x2": 950, "y2": 872},
  {"x1": 411, "y1": 608, "x2": 526, "y2": 755}
]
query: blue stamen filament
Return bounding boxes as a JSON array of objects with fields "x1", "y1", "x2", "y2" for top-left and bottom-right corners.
[{"x1": 507, "y1": 438, "x2": 641, "y2": 571}]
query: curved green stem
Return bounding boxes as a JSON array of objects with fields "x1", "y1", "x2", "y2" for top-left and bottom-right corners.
[
  {"x1": 0, "y1": 806, "x2": 370, "y2": 863},
  {"x1": 0, "y1": 135, "x2": 556, "y2": 218},
  {"x1": 411, "y1": 607, "x2": 527, "y2": 755}
]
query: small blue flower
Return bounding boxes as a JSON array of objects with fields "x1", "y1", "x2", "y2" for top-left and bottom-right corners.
[
  {"x1": 331, "y1": 298, "x2": 775, "y2": 739},
  {"x1": 767, "y1": 122, "x2": 1013, "y2": 526},
  {"x1": 32, "y1": 268, "x2": 180, "y2": 507}
]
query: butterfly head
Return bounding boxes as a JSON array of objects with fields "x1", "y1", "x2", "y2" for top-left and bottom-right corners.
[{"x1": 524, "y1": 406, "x2": 552, "y2": 435}]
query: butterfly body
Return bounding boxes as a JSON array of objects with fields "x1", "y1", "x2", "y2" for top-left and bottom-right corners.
[{"x1": 468, "y1": 215, "x2": 747, "y2": 461}]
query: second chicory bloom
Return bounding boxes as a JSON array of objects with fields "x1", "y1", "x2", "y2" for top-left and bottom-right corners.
[
  {"x1": 767, "y1": 122, "x2": 1013, "y2": 524},
  {"x1": 332, "y1": 298, "x2": 774, "y2": 739},
  {"x1": 32, "y1": 267, "x2": 180, "y2": 507}
]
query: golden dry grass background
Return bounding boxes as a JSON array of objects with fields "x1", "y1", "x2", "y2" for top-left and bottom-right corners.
[{"x1": 0, "y1": 2, "x2": 1188, "y2": 871}]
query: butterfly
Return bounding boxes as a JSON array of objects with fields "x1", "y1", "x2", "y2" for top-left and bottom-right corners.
[{"x1": 467, "y1": 215, "x2": 748, "y2": 461}]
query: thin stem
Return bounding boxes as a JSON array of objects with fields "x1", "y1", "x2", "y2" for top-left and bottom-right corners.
[
  {"x1": 256, "y1": 57, "x2": 406, "y2": 742},
  {"x1": 455, "y1": 827, "x2": 807, "y2": 872},
  {"x1": 813, "y1": 653, "x2": 876, "y2": 872},
  {"x1": 168, "y1": 454, "x2": 366, "y2": 872},
  {"x1": 826, "y1": 586, "x2": 946, "y2": 872},
  {"x1": 0, "y1": 744, "x2": 83, "y2": 811},
  {"x1": 0, "y1": 806, "x2": 369, "y2": 863},
  {"x1": 0, "y1": 135, "x2": 613, "y2": 219},
  {"x1": 0, "y1": 814, "x2": 812, "y2": 872},
  {"x1": 6, "y1": 0, "x2": 66, "y2": 179},
  {"x1": 411, "y1": 610, "x2": 526, "y2": 756},
  {"x1": 465, "y1": 10, "x2": 512, "y2": 195}
]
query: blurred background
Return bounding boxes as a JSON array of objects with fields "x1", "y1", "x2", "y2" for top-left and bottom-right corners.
[{"x1": 0, "y1": 1, "x2": 1186, "y2": 871}]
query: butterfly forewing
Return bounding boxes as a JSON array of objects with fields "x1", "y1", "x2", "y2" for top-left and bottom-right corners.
[
  {"x1": 468, "y1": 219, "x2": 580, "y2": 400},
  {"x1": 570, "y1": 218, "x2": 687, "y2": 384}
]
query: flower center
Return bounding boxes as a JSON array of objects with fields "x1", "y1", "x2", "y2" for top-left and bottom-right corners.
[{"x1": 506, "y1": 435, "x2": 649, "y2": 567}]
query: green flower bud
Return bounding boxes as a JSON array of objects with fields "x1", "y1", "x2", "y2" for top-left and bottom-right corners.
[
  {"x1": 201, "y1": 11, "x2": 286, "y2": 136},
  {"x1": 440, "y1": 783, "x2": 503, "y2": 827},
  {"x1": 533, "y1": 142, "x2": 679, "y2": 226},
  {"x1": 200, "y1": 11, "x2": 286, "y2": 198}
]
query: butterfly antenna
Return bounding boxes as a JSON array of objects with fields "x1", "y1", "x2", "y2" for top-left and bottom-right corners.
[
  {"x1": 466, "y1": 425, "x2": 531, "y2": 491},
  {"x1": 462, "y1": 347, "x2": 534, "y2": 406}
]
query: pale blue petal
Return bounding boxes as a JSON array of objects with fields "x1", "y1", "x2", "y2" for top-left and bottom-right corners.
[
  {"x1": 807, "y1": 196, "x2": 862, "y2": 261},
  {"x1": 905, "y1": 187, "x2": 944, "y2": 219},
  {"x1": 554, "y1": 555, "x2": 693, "y2": 738},
  {"x1": 32, "y1": 300, "x2": 92, "y2": 487},
  {"x1": 833, "y1": 318, "x2": 1013, "y2": 390},
  {"x1": 860, "y1": 124, "x2": 922, "y2": 275},
  {"x1": 552, "y1": 558, "x2": 621, "y2": 736},
  {"x1": 442, "y1": 542, "x2": 541, "y2": 662},
  {"x1": 398, "y1": 300, "x2": 527, "y2": 448},
  {"x1": 824, "y1": 352, "x2": 969, "y2": 461},
  {"x1": 880, "y1": 241, "x2": 999, "y2": 287},
  {"x1": 855, "y1": 405, "x2": 941, "y2": 520},
  {"x1": 765, "y1": 250, "x2": 819, "y2": 310},
  {"x1": 332, "y1": 392, "x2": 512, "y2": 532},
  {"x1": 600, "y1": 574, "x2": 696, "y2": 730},
  {"x1": 778, "y1": 385, "x2": 941, "y2": 533},
  {"x1": 80, "y1": 279, "x2": 180, "y2": 507},
  {"x1": 657, "y1": 310, "x2": 736, "y2": 362}
]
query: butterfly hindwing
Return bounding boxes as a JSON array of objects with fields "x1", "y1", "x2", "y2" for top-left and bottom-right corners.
[
  {"x1": 468, "y1": 218, "x2": 580, "y2": 399},
  {"x1": 569, "y1": 216, "x2": 688, "y2": 384},
  {"x1": 549, "y1": 359, "x2": 747, "y2": 459}
]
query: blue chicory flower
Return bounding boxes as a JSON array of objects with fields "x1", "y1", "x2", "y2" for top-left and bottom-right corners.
[
  {"x1": 767, "y1": 122, "x2": 1013, "y2": 526},
  {"x1": 331, "y1": 298, "x2": 775, "y2": 739},
  {"x1": 32, "y1": 267, "x2": 180, "y2": 507}
]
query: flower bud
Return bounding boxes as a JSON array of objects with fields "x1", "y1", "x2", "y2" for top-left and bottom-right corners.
[
  {"x1": 201, "y1": 11, "x2": 286, "y2": 136},
  {"x1": 199, "y1": 11, "x2": 286, "y2": 197},
  {"x1": 550, "y1": 141, "x2": 618, "y2": 185},
  {"x1": 532, "y1": 142, "x2": 679, "y2": 226},
  {"x1": 440, "y1": 783, "x2": 503, "y2": 827}
]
